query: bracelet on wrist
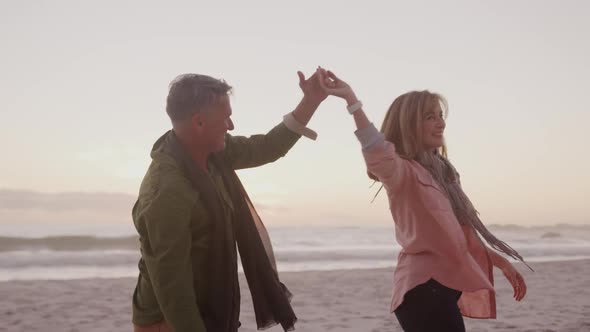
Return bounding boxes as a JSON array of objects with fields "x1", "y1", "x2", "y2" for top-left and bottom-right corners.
[{"x1": 347, "y1": 100, "x2": 363, "y2": 114}]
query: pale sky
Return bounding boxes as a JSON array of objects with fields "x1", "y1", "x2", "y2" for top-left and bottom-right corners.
[{"x1": 1, "y1": 0, "x2": 589, "y2": 228}]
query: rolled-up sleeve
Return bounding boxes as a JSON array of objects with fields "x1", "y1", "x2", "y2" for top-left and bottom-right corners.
[
  {"x1": 354, "y1": 123, "x2": 411, "y2": 193},
  {"x1": 282, "y1": 112, "x2": 318, "y2": 140},
  {"x1": 355, "y1": 123, "x2": 385, "y2": 151}
]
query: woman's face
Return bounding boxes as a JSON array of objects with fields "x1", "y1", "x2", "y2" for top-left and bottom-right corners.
[{"x1": 421, "y1": 100, "x2": 446, "y2": 152}]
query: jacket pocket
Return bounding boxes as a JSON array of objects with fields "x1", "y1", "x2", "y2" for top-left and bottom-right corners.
[{"x1": 414, "y1": 172, "x2": 451, "y2": 211}]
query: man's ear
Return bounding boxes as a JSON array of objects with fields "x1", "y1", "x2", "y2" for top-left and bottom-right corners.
[{"x1": 191, "y1": 113, "x2": 205, "y2": 130}]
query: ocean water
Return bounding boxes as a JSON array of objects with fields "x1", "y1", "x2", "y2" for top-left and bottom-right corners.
[{"x1": 0, "y1": 223, "x2": 589, "y2": 281}]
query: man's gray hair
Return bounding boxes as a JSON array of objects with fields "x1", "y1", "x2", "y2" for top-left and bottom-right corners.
[{"x1": 165, "y1": 74, "x2": 232, "y2": 121}]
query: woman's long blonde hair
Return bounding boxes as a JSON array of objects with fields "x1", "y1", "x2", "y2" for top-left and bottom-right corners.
[
  {"x1": 368, "y1": 90, "x2": 448, "y2": 181},
  {"x1": 369, "y1": 91, "x2": 531, "y2": 268}
]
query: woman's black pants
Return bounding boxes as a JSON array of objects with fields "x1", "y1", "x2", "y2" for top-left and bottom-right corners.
[{"x1": 394, "y1": 279, "x2": 465, "y2": 332}]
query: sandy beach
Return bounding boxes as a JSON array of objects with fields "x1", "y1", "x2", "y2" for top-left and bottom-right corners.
[{"x1": 1, "y1": 259, "x2": 589, "y2": 332}]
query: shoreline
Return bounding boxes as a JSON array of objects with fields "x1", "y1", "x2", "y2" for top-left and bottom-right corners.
[
  {"x1": 1, "y1": 259, "x2": 589, "y2": 331},
  {"x1": 3, "y1": 256, "x2": 590, "y2": 283}
]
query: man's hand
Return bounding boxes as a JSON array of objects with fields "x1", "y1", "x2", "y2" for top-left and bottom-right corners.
[{"x1": 297, "y1": 70, "x2": 328, "y2": 105}]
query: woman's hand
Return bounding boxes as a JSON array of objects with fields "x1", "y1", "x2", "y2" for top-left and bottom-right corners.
[
  {"x1": 316, "y1": 68, "x2": 358, "y2": 105},
  {"x1": 488, "y1": 248, "x2": 527, "y2": 301},
  {"x1": 501, "y1": 262, "x2": 527, "y2": 301}
]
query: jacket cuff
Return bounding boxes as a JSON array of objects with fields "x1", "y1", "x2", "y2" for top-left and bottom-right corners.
[
  {"x1": 283, "y1": 112, "x2": 318, "y2": 141},
  {"x1": 354, "y1": 123, "x2": 384, "y2": 151}
]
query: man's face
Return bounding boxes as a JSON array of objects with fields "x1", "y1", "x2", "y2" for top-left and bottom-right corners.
[{"x1": 200, "y1": 95, "x2": 234, "y2": 152}]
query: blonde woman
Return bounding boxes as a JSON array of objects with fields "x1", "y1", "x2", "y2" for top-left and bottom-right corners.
[{"x1": 318, "y1": 68, "x2": 529, "y2": 332}]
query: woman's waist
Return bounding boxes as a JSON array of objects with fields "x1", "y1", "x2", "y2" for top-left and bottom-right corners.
[{"x1": 394, "y1": 252, "x2": 494, "y2": 291}]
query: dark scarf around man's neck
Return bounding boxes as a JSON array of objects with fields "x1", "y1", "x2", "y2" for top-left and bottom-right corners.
[{"x1": 159, "y1": 131, "x2": 297, "y2": 331}]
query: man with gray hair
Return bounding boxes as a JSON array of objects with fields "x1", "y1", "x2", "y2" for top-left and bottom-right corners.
[{"x1": 131, "y1": 71, "x2": 325, "y2": 332}]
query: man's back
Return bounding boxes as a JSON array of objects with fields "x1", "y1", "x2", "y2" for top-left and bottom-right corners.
[{"x1": 132, "y1": 138, "x2": 214, "y2": 331}]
